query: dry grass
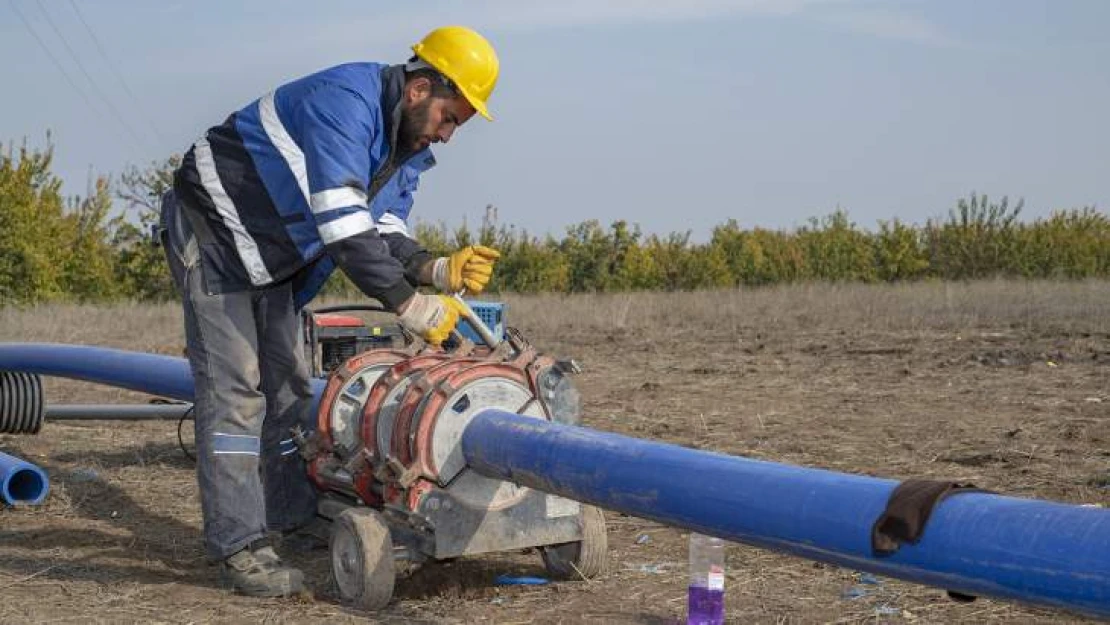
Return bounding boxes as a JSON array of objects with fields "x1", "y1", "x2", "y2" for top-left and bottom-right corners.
[
  {"x1": 0, "y1": 301, "x2": 185, "y2": 349},
  {"x1": 3, "y1": 279, "x2": 1105, "y2": 344},
  {"x1": 1, "y1": 279, "x2": 1108, "y2": 623},
  {"x1": 498, "y1": 279, "x2": 1110, "y2": 336}
]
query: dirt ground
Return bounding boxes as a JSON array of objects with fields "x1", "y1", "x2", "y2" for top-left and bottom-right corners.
[{"x1": 1, "y1": 281, "x2": 1107, "y2": 624}]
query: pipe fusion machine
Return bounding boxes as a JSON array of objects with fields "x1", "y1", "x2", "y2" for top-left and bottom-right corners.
[{"x1": 301, "y1": 301, "x2": 606, "y2": 609}]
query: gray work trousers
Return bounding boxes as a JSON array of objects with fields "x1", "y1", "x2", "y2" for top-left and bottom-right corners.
[{"x1": 160, "y1": 192, "x2": 318, "y2": 560}]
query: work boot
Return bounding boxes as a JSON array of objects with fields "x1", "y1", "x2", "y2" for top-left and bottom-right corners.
[{"x1": 220, "y1": 543, "x2": 305, "y2": 597}]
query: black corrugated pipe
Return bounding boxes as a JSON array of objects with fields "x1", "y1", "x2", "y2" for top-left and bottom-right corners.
[{"x1": 0, "y1": 371, "x2": 44, "y2": 434}]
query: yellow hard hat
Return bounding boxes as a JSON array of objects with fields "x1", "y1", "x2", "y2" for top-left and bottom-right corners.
[{"x1": 412, "y1": 26, "x2": 499, "y2": 121}]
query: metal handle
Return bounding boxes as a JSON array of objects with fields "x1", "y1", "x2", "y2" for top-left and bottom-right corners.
[{"x1": 452, "y1": 292, "x2": 501, "y2": 349}]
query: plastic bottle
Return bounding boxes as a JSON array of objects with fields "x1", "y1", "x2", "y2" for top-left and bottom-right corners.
[{"x1": 688, "y1": 533, "x2": 725, "y2": 625}]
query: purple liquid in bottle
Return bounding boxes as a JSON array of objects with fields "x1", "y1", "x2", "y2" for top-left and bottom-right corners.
[
  {"x1": 688, "y1": 534, "x2": 726, "y2": 624},
  {"x1": 687, "y1": 585, "x2": 724, "y2": 625}
]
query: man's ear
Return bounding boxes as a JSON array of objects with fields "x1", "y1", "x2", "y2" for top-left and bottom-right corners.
[{"x1": 405, "y1": 76, "x2": 432, "y2": 104}]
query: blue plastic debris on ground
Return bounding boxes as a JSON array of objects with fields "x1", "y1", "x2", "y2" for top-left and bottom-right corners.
[{"x1": 495, "y1": 575, "x2": 549, "y2": 586}]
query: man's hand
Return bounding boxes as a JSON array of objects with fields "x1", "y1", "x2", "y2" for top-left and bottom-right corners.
[
  {"x1": 432, "y1": 245, "x2": 501, "y2": 294},
  {"x1": 397, "y1": 292, "x2": 465, "y2": 345}
]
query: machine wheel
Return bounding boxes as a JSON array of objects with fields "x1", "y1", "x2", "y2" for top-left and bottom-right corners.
[
  {"x1": 540, "y1": 505, "x2": 608, "y2": 580},
  {"x1": 330, "y1": 508, "x2": 395, "y2": 610}
]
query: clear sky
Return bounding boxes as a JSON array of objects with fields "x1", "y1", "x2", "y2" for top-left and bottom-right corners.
[{"x1": 2, "y1": 0, "x2": 1107, "y2": 238}]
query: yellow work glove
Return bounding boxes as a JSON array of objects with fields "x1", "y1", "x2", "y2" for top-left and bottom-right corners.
[
  {"x1": 397, "y1": 292, "x2": 465, "y2": 346},
  {"x1": 432, "y1": 245, "x2": 501, "y2": 294}
]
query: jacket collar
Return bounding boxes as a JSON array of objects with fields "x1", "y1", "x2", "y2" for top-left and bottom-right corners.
[{"x1": 379, "y1": 64, "x2": 406, "y2": 158}]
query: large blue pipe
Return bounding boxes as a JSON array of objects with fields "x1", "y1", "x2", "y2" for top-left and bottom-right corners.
[
  {"x1": 462, "y1": 410, "x2": 1110, "y2": 618},
  {"x1": 3, "y1": 344, "x2": 1108, "y2": 616},
  {"x1": 0, "y1": 450, "x2": 49, "y2": 506},
  {"x1": 0, "y1": 343, "x2": 326, "y2": 404},
  {"x1": 0, "y1": 343, "x2": 196, "y2": 401}
]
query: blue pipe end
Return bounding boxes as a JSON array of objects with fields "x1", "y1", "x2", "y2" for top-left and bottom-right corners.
[{"x1": 0, "y1": 452, "x2": 49, "y2": 506}]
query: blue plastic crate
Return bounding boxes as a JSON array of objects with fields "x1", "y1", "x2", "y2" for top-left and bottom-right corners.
[{"x1": 457, "y1": 300, "x2": 506, "y2": 345}]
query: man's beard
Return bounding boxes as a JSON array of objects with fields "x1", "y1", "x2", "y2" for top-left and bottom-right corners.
[{"x1": 396, "y1": 99, "x2": 433, "y2": 160}]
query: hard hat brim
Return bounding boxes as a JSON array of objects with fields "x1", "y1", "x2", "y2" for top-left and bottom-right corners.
[{"x1": 465, "y1": 94, "x2": 493, "y2": 121}]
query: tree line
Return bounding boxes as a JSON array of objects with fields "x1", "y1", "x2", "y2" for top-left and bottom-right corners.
[{"x1": 1, "y1": 141, "x2": 1107, "y2": 305}]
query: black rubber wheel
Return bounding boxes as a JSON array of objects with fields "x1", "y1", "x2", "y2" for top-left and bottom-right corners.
[
  {"x1": 330, "y1": 508, "x2": 395, "y2": 610},
  {"x1": 540, "y1": 505, "x2": 608, "y2": 580}
]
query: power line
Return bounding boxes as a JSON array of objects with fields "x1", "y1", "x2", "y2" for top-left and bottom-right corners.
[
  {"x1": 8, "y1": 0, "x2": 102, "y2": 117},
  {"x1": 30, "y1": 0, "x2": 151, "y2": 153},
  {"x1": 66, "y1": 0, "x2": 168, "y2": 145}
]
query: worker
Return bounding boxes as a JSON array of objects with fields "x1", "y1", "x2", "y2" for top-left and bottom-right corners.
[{"x1": 158, "y1": 26, "x2": 502, "y2": 598}]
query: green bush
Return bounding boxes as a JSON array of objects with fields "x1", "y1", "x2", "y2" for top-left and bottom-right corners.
[
  {"x1": 113, "y1": 157, "x2": 180, "y2": 301},
  {"x1": 1, "y1": 138, "x2": 1107, "y2": 304},
  {"x1": 925, "y1": 193, "x2": 1022, "y2": 279},
  {"x1": 0, "y1": 141, "x2": 119, "y2": 303},
  {"x1": 873, "y1": 218, "x2": 929, "y2": 281},
  {"x1": 797, "y1": 210, "x2": 877, "y2": 282},
  {"x1": 1010, "y1": 209, "x2": 1110, "y2": 278}
]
